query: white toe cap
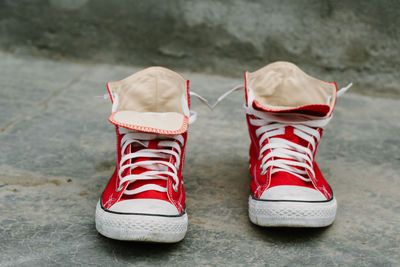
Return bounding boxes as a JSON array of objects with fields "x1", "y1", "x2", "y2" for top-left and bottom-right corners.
[
  {"x1": 260, "y1": 185, "x2": 327, "y2": 201},
  {"x1": 109, "y1": 199, "x2": 180, "y2": 215}
]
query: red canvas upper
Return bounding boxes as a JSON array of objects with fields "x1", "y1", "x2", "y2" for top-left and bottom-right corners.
[
  {"x1": 245, "y1": 73, "x2": 336, "y2": 201},
  {"x1": 101, "y1": 128, "x2": 187, "y2": 213},
  {"x1": 246, "y1": 114, "x2": 332, "y2": 200},
  {"x1": 100, "y1": 77, "x2": 191, "y2": 214}
]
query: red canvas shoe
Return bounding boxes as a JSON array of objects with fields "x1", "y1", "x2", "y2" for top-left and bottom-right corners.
[
  {"x1": 95, "y1": 67, "x2": 198, "y2": 242},
  {"x1": 242, "y1": 62, "x2": 351, "y2": 227}
]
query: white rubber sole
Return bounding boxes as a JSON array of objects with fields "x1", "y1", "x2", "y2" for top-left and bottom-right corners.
[
  {"x1": 248, "y1": 195, "x2": 337, "y2": 227},
  {"x1": 95, "y1": 201, "x2": 188, "y2": 242}
]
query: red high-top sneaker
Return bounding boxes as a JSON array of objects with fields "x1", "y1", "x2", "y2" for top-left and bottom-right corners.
[
  {"x1": 95, "y1": 67, "x2": 197, "y2": 242},
  {"x1": 243, "y1": 62, "x2": 351, "y2": 227}
]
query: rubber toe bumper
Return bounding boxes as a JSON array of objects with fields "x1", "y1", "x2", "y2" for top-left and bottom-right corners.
[
  {"x1": 248, "y1": 195, "x2": 337, "y2": 227},
  {"x1": 95, "y1": 201, "x2": 188, "y2": 242}
]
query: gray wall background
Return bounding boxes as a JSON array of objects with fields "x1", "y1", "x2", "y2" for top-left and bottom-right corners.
[{"x1": 1, "y1": 0, "x2": 399, "y2": 96}]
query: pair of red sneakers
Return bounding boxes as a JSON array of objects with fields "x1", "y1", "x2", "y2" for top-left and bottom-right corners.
[{"x1": 95, "y1": 62, "x2": 351, "y2": 242}]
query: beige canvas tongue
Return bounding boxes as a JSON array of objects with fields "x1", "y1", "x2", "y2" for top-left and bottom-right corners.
[
  {"x1": 246, "y1": 62, "x2": 337, "y2": 116},
  {"x1": 107, "y1": 67, "x2": 189, "y2": 135}
]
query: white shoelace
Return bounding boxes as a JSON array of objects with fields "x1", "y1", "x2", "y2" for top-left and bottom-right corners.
[
  {"x1": 117, "y1": 129, "x2": 185, "y2": 194},
  {"x1": 245, "y1": 106, "x2": 332, "y2": 181},
  {"x1": 115, "y1": 91, "x2": 207, "y2": 195},
  {"x1": 215, "y1": 83, "x2": 352, "y2": 182}
]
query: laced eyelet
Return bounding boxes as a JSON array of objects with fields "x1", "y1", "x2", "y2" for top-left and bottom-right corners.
[
  {"x1": 116, "y1": 184, "x2": 124, "y2": 192},
  {"x1": 172, "y1": 183, "x2": 178, "y2": 193}
]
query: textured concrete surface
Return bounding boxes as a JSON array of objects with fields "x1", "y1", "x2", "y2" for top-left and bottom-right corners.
[
  {"x1": 0, "y1": 51, "x2": 399, "y2": 266},
  {"x1": 1, "y1": 0, "x2": 400, "y2": 97}
]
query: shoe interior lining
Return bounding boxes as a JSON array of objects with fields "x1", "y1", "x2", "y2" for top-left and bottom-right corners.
[
  {"x1": 107, "y1": 67, "x2": 188, "y2": 134},
  {"x1": 108, "y1": 67, "x2": 187, "y2": 114},
  {"x1": 246, "y1": 62, "x2": 336, "y2": 110}
]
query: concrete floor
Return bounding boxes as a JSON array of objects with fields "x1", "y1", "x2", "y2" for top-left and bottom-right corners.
[{"x1": 0, "y1": 52, "x2": 399, "y2": 266}]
